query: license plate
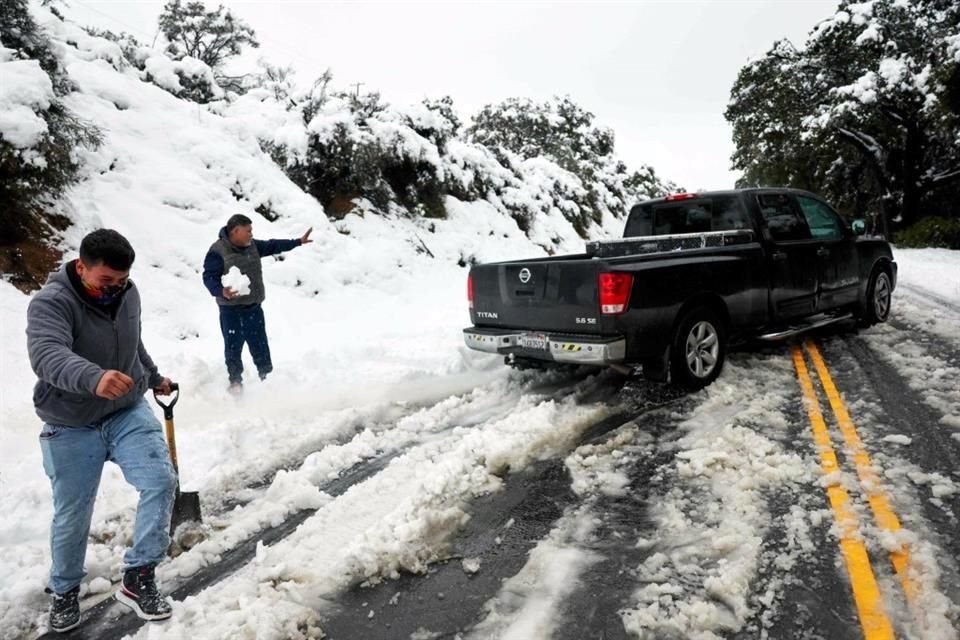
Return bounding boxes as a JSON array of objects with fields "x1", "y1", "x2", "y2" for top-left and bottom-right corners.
[{"x1": 520, "y1": 333, "x2": 549, "y2": 351}]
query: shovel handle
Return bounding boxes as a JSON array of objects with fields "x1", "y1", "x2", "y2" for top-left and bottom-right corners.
[
  {"x1": 153, "y1": 382, "x2": 180, "y2": 420},
  {"x1": 164, "y1": 418, "x2": 180, "y2": 474}
]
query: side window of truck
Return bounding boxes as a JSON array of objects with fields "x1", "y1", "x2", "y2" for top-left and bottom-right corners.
[
  {"x1": 758, "y1": 193, "x2": 810, "y2": 242},
  {"x1": 797, "y1": 196, "x2": 844, "y2": 240}
]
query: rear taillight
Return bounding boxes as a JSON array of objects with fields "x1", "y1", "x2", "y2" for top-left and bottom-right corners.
[
  {"x1": 598, "y1": 272, "x2": 633, "y2": 315},
  {"x1": 664, "y1": 192, "x2": 698, "y2": 202},
  {"x1": 467, "y1": 273, "x2": 474, "y2": 310}
]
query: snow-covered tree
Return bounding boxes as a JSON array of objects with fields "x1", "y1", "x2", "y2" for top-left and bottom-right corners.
[
  {"x1": 727, "y1": 0, "x2": 960, "y2": 233},
  {"x1": 469, "y1": 96, "x2": 672, "y2": 234},
  {"x1": 469, "y1": 96, "x2": 613, "y2": 175},
  {"x1": 158, "y1": 0, "x2": 258, "y2": 93}
]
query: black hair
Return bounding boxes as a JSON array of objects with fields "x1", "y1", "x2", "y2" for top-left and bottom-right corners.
[
  {"x1": 226, "y1": 214, "x2": 252, "y2": 233},
  {"x1": 79, "y1": 229, "x2": 135, "y2": 271}
]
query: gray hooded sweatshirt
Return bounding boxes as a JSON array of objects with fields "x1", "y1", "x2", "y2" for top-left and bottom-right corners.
[{"x1": 26, "y1": 262, "x2": 162, "y2": 427}]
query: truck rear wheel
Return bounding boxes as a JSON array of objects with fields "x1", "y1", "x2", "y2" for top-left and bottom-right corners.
[{"x1": 671, "y1": 306, "x2": 726, "y2": 389}]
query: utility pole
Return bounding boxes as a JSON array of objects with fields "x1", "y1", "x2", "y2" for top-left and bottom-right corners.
[{"x1": 350, "y1": 82, "x2": 364, "y2": 97}]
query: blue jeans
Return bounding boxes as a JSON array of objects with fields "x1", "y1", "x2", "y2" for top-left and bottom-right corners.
[
  {"x1": 219, "y1": 303, "x2": 272, "y2": 384},
  {"x1": 39, "y1": 397, "x2": 177, "y2": 594}
]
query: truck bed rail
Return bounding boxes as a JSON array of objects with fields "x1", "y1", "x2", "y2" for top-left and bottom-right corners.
[{"x1": 586, "y1": 229, "x2": 755, "y2": 259}]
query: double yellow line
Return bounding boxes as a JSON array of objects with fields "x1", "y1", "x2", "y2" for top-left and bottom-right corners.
[{"x1": 792, "y1": 339, "x2": 917, "y2": 640}]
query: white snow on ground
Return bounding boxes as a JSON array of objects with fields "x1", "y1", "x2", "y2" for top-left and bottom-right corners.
[
  {"x1": 888, "y1": 247, "x2": 960, "y2": 343},
  {"x1": 893, "y1": 248, "x2": 960, "y2": 303},
  {"x1": 861, "y1": 247, "x2": 960, "y2": 439}
]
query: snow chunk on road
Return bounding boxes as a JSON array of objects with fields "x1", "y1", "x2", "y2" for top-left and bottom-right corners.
[
  {"x1": 906, "y1": 470, "x2": 959, "y2": 498},
  {"x1": 461, "y1": 557, "x2": 481, "y2": 574}
]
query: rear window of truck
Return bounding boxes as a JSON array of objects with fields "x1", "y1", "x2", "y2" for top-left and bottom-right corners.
[{"x1": 624, "y1": 195, "x2": 750, "y2": 237}]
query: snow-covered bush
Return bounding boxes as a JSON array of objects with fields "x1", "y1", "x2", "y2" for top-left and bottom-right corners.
[
  {"x1": 80, "y1": 27, "x2": 142, "y2": 71},
  {"x1": 0, "y1": 0, "x2": 101, "y2": 256},
  {"x1": 244, "y1": 59, "x2": 298, "y2": 105},
  {"x1": 253, "y1": 84, "x2": 672, "y2": 237},
  {"x1": 143, "y1": 52, "x2": 224, "y2": 103},
  {"x1": 77, "y1": 25, "x2": 223, "y2": 103}
]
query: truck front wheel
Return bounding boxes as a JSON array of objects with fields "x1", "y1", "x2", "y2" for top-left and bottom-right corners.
[
  {"x1": 857, "y1": 268, "x2": 892, "y2": 327},
  {"x1": 671, "y1": 307, "x2": 726, "y2": 389}
]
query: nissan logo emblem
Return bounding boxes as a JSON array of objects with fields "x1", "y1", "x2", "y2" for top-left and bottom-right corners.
[{"x1": 518, "y1": 268, "x2": 532, "y2": 284}]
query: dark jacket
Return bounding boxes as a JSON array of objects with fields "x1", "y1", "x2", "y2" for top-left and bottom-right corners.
[
  {"x1": 26, "y1": 262, "x2": 162, "y2": 427},
  {"x1": 202, "y1": 227, "x2": 300, "y2": 306}
]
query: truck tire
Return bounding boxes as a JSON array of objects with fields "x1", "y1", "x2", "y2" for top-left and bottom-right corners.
[
  {"x1": 670, "y1": 306, "x2": 726, "y2": 389},
  {"x1": 857, "y1": 268, "x2": 892, "y2": 327}
]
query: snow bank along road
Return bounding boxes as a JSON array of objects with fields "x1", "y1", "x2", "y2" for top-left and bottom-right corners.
[{"x1": 24, "y1": 284, "x2": 960, "y2": 640}]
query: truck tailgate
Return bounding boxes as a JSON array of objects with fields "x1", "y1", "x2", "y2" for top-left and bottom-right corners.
[{"x1": 469, "y1": 256, "x2": 612, "y2": 334}]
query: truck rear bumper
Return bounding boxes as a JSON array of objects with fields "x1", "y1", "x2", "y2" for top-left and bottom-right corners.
[{"x1": 463, "y1": 327, "x2": 626, "y2": 366}]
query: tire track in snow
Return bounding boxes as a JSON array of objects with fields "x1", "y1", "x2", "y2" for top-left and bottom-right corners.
[
  {"x1": 34, "y1": 367, "x2": 608, "y2": 640},
  {"x1": 547, "y1": 350, "x2": 880, "y2": 640},
  {"x1": 317, "y1": 379, "x2": 693, "y2": 640},
  {"x1": 576, "y1": 355, "x2": 829, "y2": 640},
  {"x1": 74, "y1": 369, "x2": 564, "y2": 591},
  {"x1": 851, "y1": 320, "x2": 960, "y2": 435},
  {"x1": 889, "y1": 283, "x2": 960, "y2": 352},
  {"x1": 897, "y1": 283, "x2": 960, "y2": 316},
  {"x1": 129, "y1": 370, "x2": 624, "y2": 640}
]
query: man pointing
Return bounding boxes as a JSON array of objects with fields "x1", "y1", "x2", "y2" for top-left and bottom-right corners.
[{"x1": 202, "y1": 214, "x2": 312, "y2": 392}]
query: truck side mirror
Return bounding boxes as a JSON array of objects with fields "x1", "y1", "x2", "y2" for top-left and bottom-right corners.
[{"x1": 852, "y1": 219, "x2": 866, "y2": 235}]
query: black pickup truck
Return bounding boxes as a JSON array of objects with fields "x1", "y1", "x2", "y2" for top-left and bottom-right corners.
[{"x1": 463, "y1": 188, "x2": 896, "y2": 388}]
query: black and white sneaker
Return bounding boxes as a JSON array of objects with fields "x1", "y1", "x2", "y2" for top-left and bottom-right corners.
[
  {"x1": 115, "y1": 565, "x2": 172, "y2": 621},
  {"x1": 47, "y1": 586, "x2": 81, "y2": 633}
]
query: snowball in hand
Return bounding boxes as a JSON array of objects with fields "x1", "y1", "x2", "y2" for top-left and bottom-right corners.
[{"x1": 222, "y1": 266, "x2": 251, "y2": 295}]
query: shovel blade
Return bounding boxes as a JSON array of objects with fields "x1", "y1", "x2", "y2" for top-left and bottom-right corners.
[{"x1": 170, "y1": 490, "x2": 202, "y2": 533}]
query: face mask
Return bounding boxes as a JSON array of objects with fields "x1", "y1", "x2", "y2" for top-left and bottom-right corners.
[
  {"x1": 94, "y1": 284, "x2": 126, "y2": 305},
  {"x1": 81, "y1": 279, "x2": 126, "y2": 305}
]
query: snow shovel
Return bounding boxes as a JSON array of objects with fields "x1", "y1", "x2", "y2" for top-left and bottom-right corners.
[{"x1": 153, "y1": 383, "x2": 202, "y2": 532}]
